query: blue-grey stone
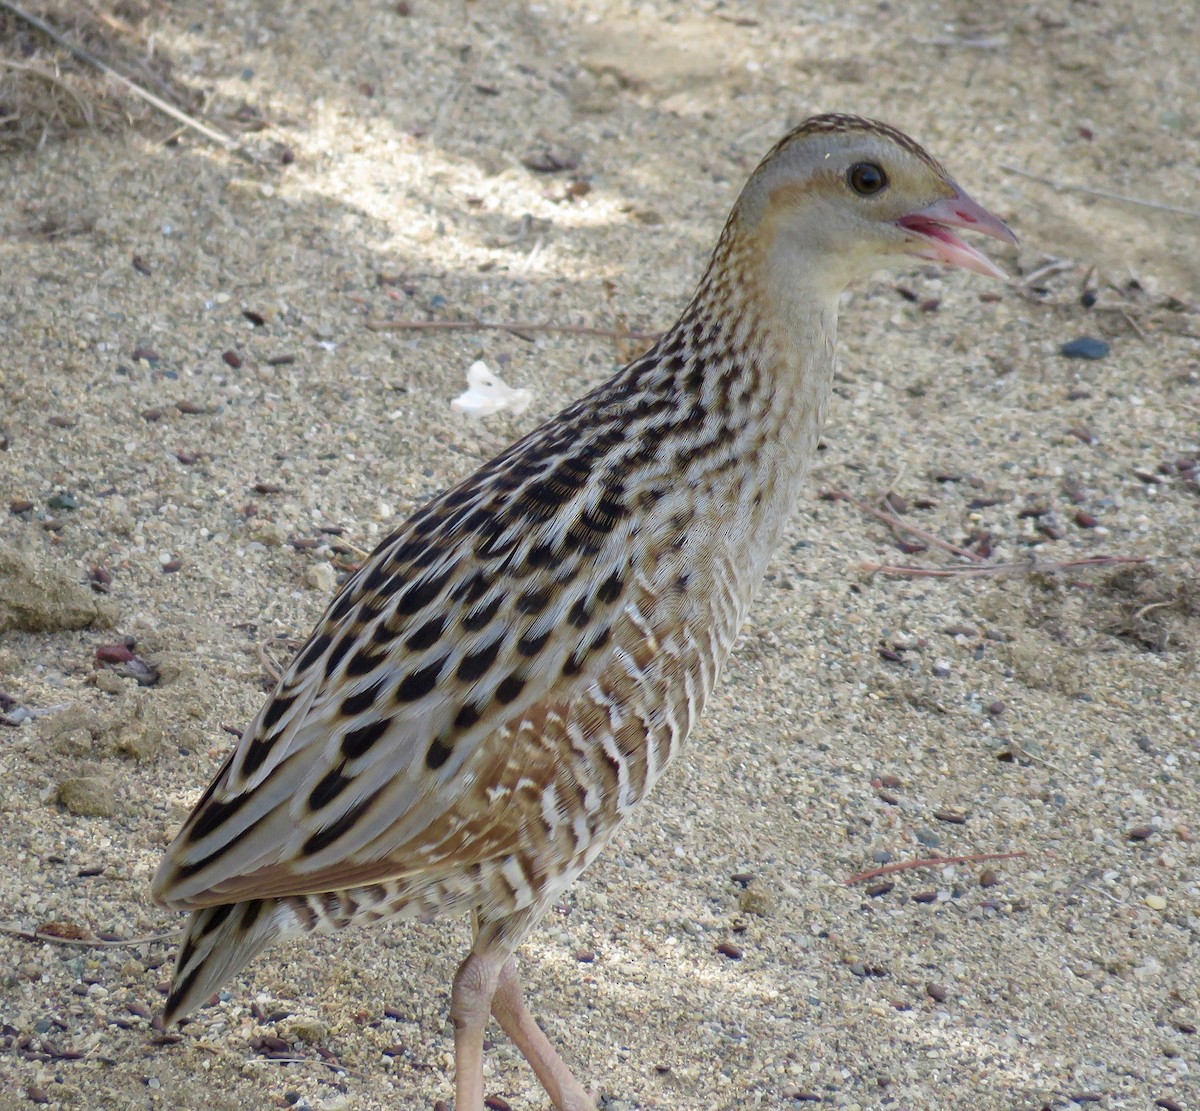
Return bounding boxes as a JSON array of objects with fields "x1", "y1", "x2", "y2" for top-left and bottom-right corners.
[{"x1": 1060, "y1": 336, "x2": 1110, "y2": 360}]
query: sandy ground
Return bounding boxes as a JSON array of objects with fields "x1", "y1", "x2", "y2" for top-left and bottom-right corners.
[{"x1": 2, "y1": 1, "x2": 1199, "y2": 1109}]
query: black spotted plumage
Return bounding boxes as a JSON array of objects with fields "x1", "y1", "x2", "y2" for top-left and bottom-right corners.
[{"x1": 152, "y1": 114, "x2": 1015, "y2": 1111}]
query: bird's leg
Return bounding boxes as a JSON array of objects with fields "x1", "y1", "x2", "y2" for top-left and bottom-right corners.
[
  {"x1": 491, "y1": 956, "x2": 597, "y2": 1111},
  {"x1": 450, "y1": 950, "x2": 504, "y2": 1111}
]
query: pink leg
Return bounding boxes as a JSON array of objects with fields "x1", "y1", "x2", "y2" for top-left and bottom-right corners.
[
  {"x1": 491, "y1": 956, "x2": 597, "y2": 1111},
  {"x1": 451, "y1": 951, "x2": 503, "y2": 1111}
]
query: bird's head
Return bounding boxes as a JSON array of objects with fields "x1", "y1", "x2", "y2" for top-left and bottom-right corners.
[{"x1": 734, "y1": 114, "x2": 1017, "y2": 298}]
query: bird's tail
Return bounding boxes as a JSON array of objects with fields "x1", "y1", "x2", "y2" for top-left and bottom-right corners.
[
  {"x1": 161, "y1": 879, "x2": 466, "y2": 1025},
  {"x1": 163, "y1": 898, "x2": 302, "y2": 1024}
]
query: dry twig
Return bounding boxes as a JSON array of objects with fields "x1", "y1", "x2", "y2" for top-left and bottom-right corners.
[
  {"x1": 1021, "y1": 257, "x2": 1076, "y2": 287},
  {"x1": 862, "y1": 555, "x2": 1149, "y2": 578},
  {"x1": 365, "y1": 317, "x2": 662, "y2": 343},
  {"x1": 825, "y1": 490, "x2": 985, "y2": 562},
  {"x1": 1001, "y1": 163, "x2": 1200, "y2": 220},
  {"x1": 0, "y1": 0, "x2": 245, "y2": 155},
  {"x1": 258, "y1": 635, "x2": 303, "y2": 684},
  {"x1": 845, "y1": 851, "x2": 1027, "y2": 886},
  {"x1": 0, "y1": 923, "x2": 175, "y2": 948}
]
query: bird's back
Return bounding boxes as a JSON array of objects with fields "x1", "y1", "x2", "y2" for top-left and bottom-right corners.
[{"x1": 152, "y1": 285, "x2": 824, "y2": 922}]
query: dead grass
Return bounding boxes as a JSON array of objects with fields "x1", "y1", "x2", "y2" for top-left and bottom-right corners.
[
  {"x1": 1099, "y1": 562, "x2": 1200, "y2": 653},
  {"x1": 0, "y1": 0, "x2": 187, "y2": 151}
]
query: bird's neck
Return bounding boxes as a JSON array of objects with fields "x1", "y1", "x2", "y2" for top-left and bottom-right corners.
[
  {"x1": 580, "y1": 220, "x2": 843, "y2": 672},
  {"x1": 658, "y1": 215, "x2": 841, "y2": 554}
]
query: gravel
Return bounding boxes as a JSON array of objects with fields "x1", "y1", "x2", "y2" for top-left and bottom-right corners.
[{"x1": 1, "y1": 2, "x2": 1197, "y2": 1109}]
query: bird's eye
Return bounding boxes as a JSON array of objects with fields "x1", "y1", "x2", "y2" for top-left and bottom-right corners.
[{"x1": 847, "y1": 162, "x2": 888, "y2": 196}]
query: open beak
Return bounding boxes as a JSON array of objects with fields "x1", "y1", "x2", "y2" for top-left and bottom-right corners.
[{"x1": 894, "y1": 183, "x2": 1018, "y2": 280}]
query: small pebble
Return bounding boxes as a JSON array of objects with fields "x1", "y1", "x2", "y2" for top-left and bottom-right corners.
[
  {"x1": 58, "y1": 776, "x2": 117, "y2": 817},
  {"x1": 979, "y1": 869, "x2": 1000, "y2": 888},
  {"x1": 1060, "y1": 336, "x2": 1109, "y2": 360},
  {"x1": 926, "y1": 982, "x2": 948, "y2": 1002},
  {"x1": 250, "y1": 520, "x2": 289, "y2": 547},
  {"x1": 305, "y1": 562, "x2": 338, "y2": 593},
  {"x1": 716, "y1": 942, "x2": 743, "y2": 960},
  {"x1": 737, "y1": 883, "x2": 778, "y2": 917},
  {"x1": 283, "y1": 1016, "x2": 328, "y2": 1043},
  {"x1": 1144, "y1": 894, "x2": 1167, "y2": 911}
]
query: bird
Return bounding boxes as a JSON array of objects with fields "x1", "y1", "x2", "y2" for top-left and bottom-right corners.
[{"x1": 152, "y1": 113, "x2": 1015, "y2": 1110}]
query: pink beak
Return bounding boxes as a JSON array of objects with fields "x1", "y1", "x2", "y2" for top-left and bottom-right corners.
[{"x1": 894, "y1": 184, "x2": 1018, "y2": 280}]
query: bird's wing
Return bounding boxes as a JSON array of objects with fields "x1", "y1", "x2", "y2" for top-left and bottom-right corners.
[{"x1": 152, "y1": 395, "x2": 667, "y2": 910}]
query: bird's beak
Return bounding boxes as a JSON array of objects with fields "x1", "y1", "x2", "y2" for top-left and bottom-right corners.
[{"x1": 894, "y1": 184, "x2": 1018, "y2": 280}]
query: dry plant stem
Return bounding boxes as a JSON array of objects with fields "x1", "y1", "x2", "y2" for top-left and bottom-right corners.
[
  {"x1": 1021, "y1": 257, "x2": 1076, "y2": 287},
  {"x1": 863, "y1": 555, "x2": 1149, "y2": 578},
  {"x1": 332, "y1": 538, "x2": 371, "y2": 559},
  {"x1": 845, "y1": 851, "x2": 1028, "y2": 886},
  {"x1": 1001, "y1": 163, "x2": 1200, "y2": 220},
  {"x1": 1005, "y1": 744, "x2": 1073, "y2": 779},
  {"x1": 833, "y1": 491, "x2": 985, "y2": 562},
  {"x1": 0, "y1": 0, "x2": 244, "y2": 156},
  {"x1": 0, "y1": 924, "x2": 176, "y2": 948},
  {"x1": 257, "y1": 636, "x2": 303, "y2": 684},
  {"x1": 0, "y1": 58, "x2": 94, "y2": 120},
  {"x1": 1132, "y1": 600, "x2": 1174, "y2": 623},
  {"x1": 1008, "y1": 284, "x2": 1195, "y2": 339},
  {"x1": 1119, "y1": 306, "x2": 1148, "y2": 340},
  {"x1": 364, "y1": 317, "x2": 662, "y2": 342}
]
